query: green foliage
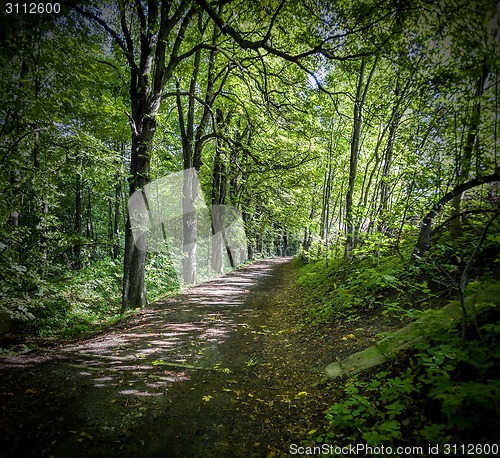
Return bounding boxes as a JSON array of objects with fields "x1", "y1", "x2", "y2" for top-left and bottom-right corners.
[
  {"x1": 415, "y1": 326, "x2": 500, "y2": 440},
  {"x1": 0, "y1": 253, "x2": 181, "y2": 342},
  {"x1": 145, "y1": 252, "x2": 180, "y2": 301},
  {"x1": 0, "y1": 259, "x2": 122, "y2": 340},
  {"x1": 1, "y1": 0, "x2": 499, "y2": 346},
  {"x1": 323, "y1": 370, "x2": 417, "y2": 445},
  {"x1": 298, "y1": 240, "x2": 435, "y2": 324},
  {"x1": 320, "y1": 311, "x2": 500, "y2": 447},
  {"x1": 302, "y1": 218, "x2": 499, "y2": 447}
]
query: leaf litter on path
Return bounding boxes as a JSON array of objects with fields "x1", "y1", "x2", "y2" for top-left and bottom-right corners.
[{"x1": 0, "y1": 257, "x2": 395, "y2": 457}]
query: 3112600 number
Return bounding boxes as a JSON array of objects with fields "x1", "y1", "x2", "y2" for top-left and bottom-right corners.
[{"x1": 5, "y1": 3, "x2": 61, "y2": 14}]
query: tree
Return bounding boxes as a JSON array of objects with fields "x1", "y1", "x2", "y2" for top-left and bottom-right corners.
[
  {"x1": 55, "y1": 0, "x2": 422, "y2": 309},
  {"x1": 62, "y1": 0, "x2": 205, "y2": 308},
  {"x1": 344, "y1": 57, "x2": 377, "y2": 258},
  {"x1": 414, "y1": 173, "x2": 500, "y2": 256}
]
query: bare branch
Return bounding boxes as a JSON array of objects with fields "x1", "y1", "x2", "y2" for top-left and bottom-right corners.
[
  {"x1": 134, "y1": 0, "x2": 146, "y2": 32},
  {"x1": 61, "y1": 1, "x2": 129, "y2": 63},
  {"x1": 95, "y1": 59, "x2": 126, "y2": 84},
  {"x1": 195, "y1": 0, "x2": 382, "y2": 63},
  {"x1": 60, "y1": 1, "x2": 143, "y2": 89},
  {"x1": 263, "y1": 0, "x2": 286, "y2": 43},
  {"x1": 164, "y1": 6, "x2": 196, "y2": 80}
]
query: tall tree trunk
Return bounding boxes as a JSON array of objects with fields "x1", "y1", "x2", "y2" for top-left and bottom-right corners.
[
  {"x1": 344, "y1": 59, "x2": 366, "y2": 259},
  {"x1": 283, "y1": 231, "x2": 289, "y2": 256},
  {"x1": 177, "y1": 78, "x2": 198, "y2": 284},
  {"x1": 178, "y1": 10, "x2": 224, "y2": 283},
  {"x1": 302, "y1": 203, "x2": 316, "y2": 254},
  {"x1": 344, "y1": 57, "x2": 377, "y2": 259},
  {"x1": 9, "y1": 169, "x2": 20, "y2": 230},
  {"x1": 86, "y1": 188, "x2": 94, "y2": 240},
  {"x1": 29, "y1": 38, "x2": 48, "y2": 278},
  {"x1": 116, "y1": 1, "x2": 195, "y2": 311},
  {"x1": 450, "y1": 61, "x2": 491, "y2": 238},
  {"x1": 256, "y1": 231, "x2": 263, "y2": 256},
  {"x1": 211, "y1": 109, "x2": 227, "y2": 274},
  {"x1": 113, "y1": 177, "x2": 121, "y2": 260},
  {"x1": 74, "y1": 157, "x2": 83, "y2": 269},
  {"x1": 123, "y1": 113, "x2": 156, "y2": 309},
  {"x1": 379, "y1": 107, "x2": 401, "y2": 232},
  {"x1": 320, "y1": 119, "x2": 335, "y2": 246}
]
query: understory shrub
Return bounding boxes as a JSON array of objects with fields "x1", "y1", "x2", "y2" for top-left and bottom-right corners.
[
  {"x1": 0, "y1": 254, "x2": 179, "y2": 342},
  {"x1": 317, "y1": 310, "x2": 500, "y2": 450},
  {"x1": 298, "y1": 247, "x2": 433, "y2": 324}
]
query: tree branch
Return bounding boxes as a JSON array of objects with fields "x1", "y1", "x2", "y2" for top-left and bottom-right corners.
[
  {"x1": 413, "y1": 174, "x2": 500, "y2": 256},
  {"x1": 95, "y1": 59, "x2": 126, "y2": 84},
  {"x1": 195, "y1": 0, "x2": 384, "y2": 63}
]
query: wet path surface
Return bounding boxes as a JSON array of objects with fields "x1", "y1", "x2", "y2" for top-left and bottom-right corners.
[{"x1": 1, "y1": 257, "x2": 320, "y2": 457}]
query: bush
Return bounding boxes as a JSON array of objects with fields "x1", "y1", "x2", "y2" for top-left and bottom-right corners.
[
  {"x1": 297, "y1": 247, "x2": 434, "y2": 324},
  {"x1": 318, "y1": 311, "x2": 500, "y2": 448}
]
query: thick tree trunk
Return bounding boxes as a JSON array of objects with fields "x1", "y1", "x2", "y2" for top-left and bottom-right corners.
[
  {"x1": 122, "y1": 114, "x2": 156, "y2": 310},
  {"x1": 66, "y1": 1, "x2": 197, "y2": 310},
  {"x1": 113, "y1": 178, "x2": 121, "y2": 259}
]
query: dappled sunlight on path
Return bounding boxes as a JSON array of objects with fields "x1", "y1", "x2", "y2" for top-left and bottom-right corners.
[{"x1": 0, "y1": 257, "x2": 293, "y2": 457}]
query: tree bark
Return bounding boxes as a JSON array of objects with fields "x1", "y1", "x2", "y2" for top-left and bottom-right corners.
[
  {"x1": 211, "y1": 109, "x2": 228, "y2": 274},
  {"x1": 123, "y1": 114, "x2": 156, "y2": 308},
  {"x1": 113, "y1": 177, "x2": 121, "y2": 260},
  {"x1": 74, "y1": 157, "x2": 83, "y2": 269},
  {"x1": 320, "y1": 119, "x2": 335, "y2": 246},
  {"x1": 379, "y1": 91, "x2": 402, "y2": 230},
  {"x1": 450, "y1": 61, "x2": 491, "y2": 238},
  {"x1": 345, "y1": 58, "x2": 378, "y2": 258},
  {"x1": 119, "y1": 1, "x2": 194, "y2": 310}
]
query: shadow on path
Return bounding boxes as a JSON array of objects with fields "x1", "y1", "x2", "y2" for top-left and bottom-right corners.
[{"x1": 0, "y1": 257, "x2": 297, "y2": 457}]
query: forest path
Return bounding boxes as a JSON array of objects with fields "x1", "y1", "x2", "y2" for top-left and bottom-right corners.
[{"x1": 0, "y1": 257, "x2": 344, "y2": 458}]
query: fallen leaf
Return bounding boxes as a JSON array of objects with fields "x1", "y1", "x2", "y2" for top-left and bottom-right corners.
[{"x1": 341, "y1": 333, "x2": 356, "y2": 340}]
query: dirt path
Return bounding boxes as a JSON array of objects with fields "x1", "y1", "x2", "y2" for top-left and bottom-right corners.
[{"x1": 1, "y1": 258, "x2": 346, "y2": 458}]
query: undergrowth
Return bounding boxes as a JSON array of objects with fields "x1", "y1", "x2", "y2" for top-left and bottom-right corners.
[
  {"x1": 299, "y1": 225, "x2": 500, "y2": 325},
  {"x1": 313, "y1": 308, "x2": 500, "y2": 451},
  {"x1": 298, "y1": 242, "x2": 440, "y2": 325},
  {"x1": 0, "y1": 252, "x2": 179, "y2": 344},
  {"x1": 299, "y1": 224, "x2": 500, "y2": 452}
]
